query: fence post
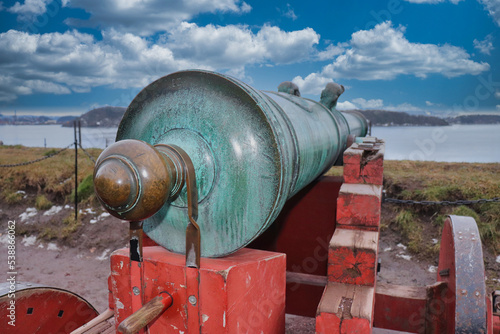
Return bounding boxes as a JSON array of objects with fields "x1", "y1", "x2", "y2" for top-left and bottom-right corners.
[
  {"x1": 78, "y1": 120, "x2": 82, "y2": 148},
  {"x1": 74, "y1": 120, "x2": 78, "y2": 221}
]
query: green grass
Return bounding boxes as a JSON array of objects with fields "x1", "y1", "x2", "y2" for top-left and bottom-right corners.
[
  {"x1": 61, "y1": 214, "x2": 82, "y2": 239},
  {"x1": 394, "y1": 209, "x2": 427, "y2": 254},
  {"x1": 35, "y1": 195, "x2": 53, "y2": 210},
  {"x1": 70, "y1": 173, "x2": 95, "y2": 203},
  {"x1": 3, "y1": 191, "x2": 24, "y2": 205},
  {"x1": 380, "y1": 160, "x2": 500, "y2": 253}
]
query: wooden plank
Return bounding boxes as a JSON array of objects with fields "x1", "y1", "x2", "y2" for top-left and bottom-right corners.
[
  {"x1": 317, "y1": 282, "x2": 374, "y2": 319},
  {"x1": 286, "y1": 271, "x2": 328, "y2": 287},
  {"x1": 376, "y1": 283, "x2": 427, "y2": 299},
  {"x1": 372, "y1": 328, "x2": 415, "y2": 334},
  {"x1": 337, "y1": 183, "x2": 383, "y2": 229},
  {"x1": 328, "y1": 228, "x2": 379, "y2": 286},
  {"x1": 316, "y1": 282, "x2": 375, "y2": 334}
]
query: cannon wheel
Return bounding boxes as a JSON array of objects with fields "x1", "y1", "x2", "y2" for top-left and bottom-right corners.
[
  {"x1": 0, "y1": 282, "x2": 99, "y2": 333},
  {"x1": 437, "y1": 215, "x2": 487, "y2": 334}
]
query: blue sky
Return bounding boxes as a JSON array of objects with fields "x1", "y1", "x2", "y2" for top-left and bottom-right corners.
[{"x1": 0, "y1": 0, "x2": 499, "y2": 117}]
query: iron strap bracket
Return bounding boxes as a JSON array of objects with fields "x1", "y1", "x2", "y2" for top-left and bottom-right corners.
[
  {"x1": 129, "y1": 220, "x2": 146, "y2": 334},
  {"x1": 162, "y1": 144, "x2": 202, "y2": 333}
]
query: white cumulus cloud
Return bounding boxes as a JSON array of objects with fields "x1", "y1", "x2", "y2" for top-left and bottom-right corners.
[
  {"x1": 403, "y1": 0, "x2": 464, "y2": 3},
  {"x1": 385, "y1": 102, "x2": 424, "y2": 113},
  {"x1": 336, "y1": 101, "x2": 357, "y2": 110},
  {"x1": 336, "y1": 98, "x2": 423, "y2": 113},
  {"x1": 165, "y1": 23, "x2": 319, "y2": 69},
  {"x1": 292, "y1": 73, "x2": 333, "y2": 95},
  {"x1": 64, "y1": 0, "x2": 252, "y2": 35},
  {"x1": 478, "y1": 0, "x2": 500, "y2": 26},
  {"x1": 404, "y1": 0, "x2": 500, "y2": 26},
  {"x1": 352, "y1": 98, "x2": 384, "y2": 109},
  {"x1": 0, "y1": 22, "x2": 320, "y2": 101},
  {"x1": 8, "y1": 0, "x2": 50, "y2": 18},
  {"x1": 316, "y1": 43, "x2": 347, "y2": 61},
  {"x1": 474, "y1": 35, "x2": 494, "y2": 55},
  {"x1": 279, "y1": 3, "x2": 297, "y2": 20},
  {"x1": 293, "y1": 21, "x2": 489, "y2": 94}
]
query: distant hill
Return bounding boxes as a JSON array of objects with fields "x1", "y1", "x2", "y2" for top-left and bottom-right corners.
[
  {"x1": 57, "y1": 116, "x2": 78, "y2": 124},
  {"x1": 0, "y1": 115, "x2": 54, "y2": 125},
  {"x1": 345, "y1": 109, "x2": 449, "y2": 126},
  {"x1": 63, "y1": 106, "x2": 126, "y2": 127},
  {"x1": 445, "y1": 114, "x2": 500, "y2": 125}
]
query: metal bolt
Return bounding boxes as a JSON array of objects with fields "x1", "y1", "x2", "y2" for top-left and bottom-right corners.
[
  {"x1": 459, "y1": 236, "x2": 463, "y2": 240},
  {"x1": 188, "y1": 295, "x2": 197, "y2": 305},
  {"x1": 461, "y1": 289, "x2": 467, "y2": 295},
  {"x1": 439, "y1": 268, "x2": 450, "y2": 277},
  {"x1": 475, "y1": 292, "x2": 480, "y2": 297},
  {"x1": 133, "y1": 287, "x2": 140, "y2": 295}
]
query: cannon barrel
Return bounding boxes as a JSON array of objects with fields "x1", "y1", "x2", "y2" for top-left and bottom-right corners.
[{"x1": 94, "y1": 70, "x2": 368, "y2": 257}]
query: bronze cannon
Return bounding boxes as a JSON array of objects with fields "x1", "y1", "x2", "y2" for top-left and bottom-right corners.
[{"x1": 93, "y1": 70, "x2": 368, "y2": 257}]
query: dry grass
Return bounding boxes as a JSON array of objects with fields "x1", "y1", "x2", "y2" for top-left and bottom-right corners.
[
  {"x1": 0, "y1": 145, "x2": 100, "y2": 203},
  {"x1": 382, "y1": 160, "x2": 500, "y2": 253},
  {"x1": 35, "y1": 194, "x2": 53, "y2": 210},
  {"x1": 2, "y1": 146, "x2": 499, "y2": 253},
  {"x1": 326, "y1": 160, "x2": 500, "y2": 253}
]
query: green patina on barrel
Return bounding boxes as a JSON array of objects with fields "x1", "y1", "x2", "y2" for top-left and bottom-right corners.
[{"x1": 115, "y1": 70, "x2": 367, "y2": 257}]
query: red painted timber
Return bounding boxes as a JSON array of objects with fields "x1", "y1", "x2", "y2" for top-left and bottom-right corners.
[
  {"x1": 336, "y1": 183, "x2": 382, "y2": 229},
  {"x1": 249, "y1": 175, "x2": 342, "y2": 317},
  {"x1": 316, "y1": 282, "x2": 374, "y2": 334},
  {"x1": 373, "y1": 283, "x2": 428, "y2": 333},
  {"x1": 343, "y1": 142, "x2": 385, "y2": 186},
  {"x1": 0, "y1": 287, "x2": 98, "y2": 334},
  {"x1": 328, "y1": 228, "x2": 379, "y2": 286},
  {"x1": 110, "y1": 246, "x2": 286, "y2": 333}
]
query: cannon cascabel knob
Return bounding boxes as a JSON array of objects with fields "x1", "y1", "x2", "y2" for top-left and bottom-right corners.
[{"x1": 93, "y1": 139, "x2": 179, "y2": 221}]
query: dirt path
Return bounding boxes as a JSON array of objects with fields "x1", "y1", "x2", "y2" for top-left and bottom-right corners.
[
  {"x1": 0, "y1": 213, "x2": 435, "y2": 312},
  {"x1": 0, "y1": 202, "x2": 441, "y2": 332}
]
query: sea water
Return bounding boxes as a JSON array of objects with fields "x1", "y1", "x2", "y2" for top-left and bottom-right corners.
[{"x1": 1, "y1": 124, "x2": 499, "y2": 163}]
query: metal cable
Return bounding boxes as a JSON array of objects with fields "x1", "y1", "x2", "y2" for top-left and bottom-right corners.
[
  {"x1": 383, "y1": 197, "x2": 500, "y2": 206},
  {"x1": 0, "y1": 143, "x2": 74, "y2": 167},
  {"x1": 79, "y1": 145, "x2": 96, "y2": 164}
]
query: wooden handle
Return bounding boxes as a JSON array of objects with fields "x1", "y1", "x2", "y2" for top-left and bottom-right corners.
[
  {"x1": 117, "y1": 292, "x2": 173, "y2": 334},
  {"x1": 70, "y1": 308, "x2": 114, "y2": 334}
]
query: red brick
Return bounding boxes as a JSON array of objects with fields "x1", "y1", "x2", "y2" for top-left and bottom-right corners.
[{"x1": 337, "y1": 183, "x2": 382, "y2": 228}]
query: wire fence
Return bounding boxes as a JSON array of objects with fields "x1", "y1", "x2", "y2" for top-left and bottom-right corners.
[
  {"x1": 383, "y1": 197, "x2": 500, "y2": 206},
  {"x1": 2, "y1": 128, "x2": 498, "y2": 208},
  {"x1": 0, "y1": 143, "x2": 74, "y2": 167},
  {"x1": 0, "y1": 121, "x2": 100, "y2": 219},
  {"x1": 79, "y1": 145, "x2": 96, "y2": 164}
]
